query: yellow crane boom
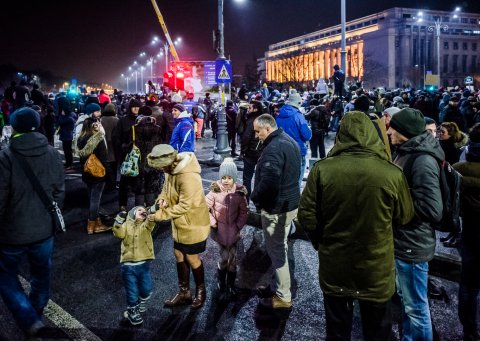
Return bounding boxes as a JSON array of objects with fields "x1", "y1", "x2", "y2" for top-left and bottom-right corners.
[{"x1": 150, "y1": 0, "x2": 180, "y2": 62}]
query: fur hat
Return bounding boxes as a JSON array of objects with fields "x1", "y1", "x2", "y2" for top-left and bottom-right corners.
[
  {"x1": 287, "y1": 90, "x2": 302, "y2": 108},
  {"x1": 173, "y1": 103, "x2": 185, "y2": 112},
  {"x1": 85, "y1": 103, "x2": 101, "y2": 116},
  {"x1": 10, "y1": 107, "x2": 41, "y2": 133},
  {"x1": 219, "y1": 157, "x2": 237, "y2": 183},
  {"x1": 128, "y1": 206, "x2": 145, "y2": 220},
  {"x1": 389, "y1": 108, "x2": 425, "y2": 138},
  {"x1": 147, "y1": 144, "x2": 178, "y2": 170}
]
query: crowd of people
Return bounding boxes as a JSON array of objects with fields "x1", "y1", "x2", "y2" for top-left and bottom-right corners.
[{"x1": 0, "y1": 71, "x2": 479, "y2": 340}]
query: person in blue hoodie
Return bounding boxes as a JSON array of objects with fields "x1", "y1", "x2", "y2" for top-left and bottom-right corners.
[
  {"x1": 170, "y1": 103, "x2": 195, "y2": 153},
  {"x1": 276, "y1": 90, "x2": 312, "y2": 186}
]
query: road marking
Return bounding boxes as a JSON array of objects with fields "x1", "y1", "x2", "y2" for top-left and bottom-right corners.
[{"x1": 19, "y1": 276, "x2": 101, "y2": 341}]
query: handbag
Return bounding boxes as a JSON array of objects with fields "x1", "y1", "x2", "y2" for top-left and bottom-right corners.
[
  {"x1": 84, "y1": 153, "x2": 106, "y2": 178},
  {"x1": 10, "y1": 148, "x2": 66, "y2": 233},
  {"x1": 120, "y1": 125, "x2": 141, "y2": 177}
]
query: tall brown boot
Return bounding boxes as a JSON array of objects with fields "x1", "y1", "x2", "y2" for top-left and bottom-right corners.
[
  {"x1": 191, "y1": 262, "x2": 206, "y2": 310},
  {"x1": 164, "y1": 262, "x2": 192, "y2": 307},
  {"x1": 94, "y1": 218, "x2": 112, "y2": 234},
  {"x1": 87, "y1": 220, "x2": 96, "y2": 235}
]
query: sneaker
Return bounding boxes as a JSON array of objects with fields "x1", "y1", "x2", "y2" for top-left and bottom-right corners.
[
  {"x1": 123, "y1": 306, "x2": 143, "y2": 325},
  {"x1": 259, "y1": 294, "x2": 292, "y2": 310},
  {"x1": 138, "y1": 294, "x2": 152, "y2": 313}
]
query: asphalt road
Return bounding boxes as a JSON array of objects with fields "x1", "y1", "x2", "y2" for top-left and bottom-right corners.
[{"x1": 0, "y1": 133, "x2": 466, "y2": 340}]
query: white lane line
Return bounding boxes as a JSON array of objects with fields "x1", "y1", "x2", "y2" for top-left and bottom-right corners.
[{"x1": 19, "y1": 276, "x2": 101, "y2": 341}]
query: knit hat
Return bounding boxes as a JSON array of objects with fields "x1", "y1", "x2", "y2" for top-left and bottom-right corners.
[
  {"x1": 287, "y1": 90, "x2": 302, "y2": 108},
  {"x1": 10, "y1": 107, "x2": 41, "y2": 133},
  {"x1": 389, "y1": 108, "x2": 426, "y2": 138},
  {"x1": 102, "y1": 103, "x2": 117, "y2": 116},
  {"x1": 383, "y1": 107, "x2": 401, "y2": 117},
  {"x1": 138, "y1": 106, "x2": 152, "y2": 116},
  {"x1": 173, "y1": 103, "x2": 185, "y2": 112},
  {"x1": 85, "y1": 103, "x2": 101, "y2": 115},
  {"x1": 147, "y1": 144, "x2": 178, "y2": 170},
  {"x1": 219, "y1": 157, "x2": 237, "y2": 183},
  {"x1": 354, "y1": 95, "x2": 370, "y2": 112},
  {"x1": 128, "y1": 206, "x2": 145, "y2": 220}
]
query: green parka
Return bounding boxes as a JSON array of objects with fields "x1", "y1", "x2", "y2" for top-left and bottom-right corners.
[{"x1": 298, "y1": 111, "x2": 414, "y2": 303}]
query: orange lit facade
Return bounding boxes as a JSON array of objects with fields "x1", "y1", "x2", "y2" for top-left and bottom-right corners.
[{"x1": 264, "y1": 8, "x2": 480, "y2": 88}]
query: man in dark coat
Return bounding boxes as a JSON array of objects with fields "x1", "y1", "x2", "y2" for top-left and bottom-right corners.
[
  {"x1": 225, "y1": 100, "x2": 238, "y2": 156},
  {"x1": 387, "y1": 108, "x2": 444, "y2": 340},
  {"x1": 298, "y1": 111, "x2": 414, "y2": 340},
  {"x1": 240, "y1": 100, "x2": 264, "y2": 203},
  {"x1": 251, "y1": 114, "x2": 301, "y2": 311},
  {"x1": 0, "y1": 107, "x2": 65, "y2": 337}
]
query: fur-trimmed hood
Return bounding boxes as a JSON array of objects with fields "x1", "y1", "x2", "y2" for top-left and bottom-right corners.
[
  {"x1": 210, "y1": 180, "x2": 247, "y2": 196},
  {"x1": 454, "y1": 132, "x2": 469, "y2": 150},
  {"x1": 169, "y1": 152, "x2": 201, "y2": 175},
  {"x1": 76, "y1": 131, "x2": 105, "y2": 158}
]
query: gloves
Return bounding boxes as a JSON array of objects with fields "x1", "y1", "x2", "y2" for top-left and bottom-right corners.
[
  {"x1": 115, "y1": 211, "x2": 127, "y2": 225},
  {"x1": 148, "y1": 203, "x2": 159, "y2": 214}
]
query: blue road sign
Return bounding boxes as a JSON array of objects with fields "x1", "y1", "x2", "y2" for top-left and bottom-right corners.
[{"x1": 215, "y1": 59, "x2": 232, "y2": 84}]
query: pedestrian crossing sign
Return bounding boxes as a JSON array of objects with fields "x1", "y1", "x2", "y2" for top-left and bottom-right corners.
[{"x1": 215, "y1": 59, "x2": 232, "y2": 84}]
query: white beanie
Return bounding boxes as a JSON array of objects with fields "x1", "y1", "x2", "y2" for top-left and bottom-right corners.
[
  {"x1": 287, "y1": 90, "x2": 303, "y2": 108},
  {"x1": 219, "y1": 157, "x2": 237, "y2": 183}
]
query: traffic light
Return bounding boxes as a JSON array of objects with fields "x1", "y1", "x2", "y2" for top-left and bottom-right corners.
[
  {"x1": 163, "y1": 71, "x2": 174, "y2": 89},
  {"x1": 176, "y1": 71, "x2": 184, "y2": 91}
]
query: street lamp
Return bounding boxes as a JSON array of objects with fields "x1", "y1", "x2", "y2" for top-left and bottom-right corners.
[
  {"x1": 340, "y1": 0, "x2": 347, "y2": 78},
  {"x1": 212, "y1": 0, "x2": 232, "y2": 163},
  {"x1": 140, "y1": 66, "x2": 145, "y2": 94},
  {"x1": 427, "y1": 13, "x2": 451, "y2": 86}
]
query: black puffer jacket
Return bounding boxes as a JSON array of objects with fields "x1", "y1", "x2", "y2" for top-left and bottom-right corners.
[
  {"x1": 251, "y1": 129, "x2": 301, "y2": 214},
  {"x1": 393, "y1": 132, "x2": 445, "y2": 262},
  {"x1": 305, "y1": 105, "x2": 329, "y2": 135},
  {"x1": 0, "y1": 133, "x2": 65, "y2": 245},
  {"x1": 240, "y1": 110, "x2": 264, "y2": 162}
]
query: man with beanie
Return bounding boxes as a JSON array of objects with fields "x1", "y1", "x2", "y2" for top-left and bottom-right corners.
[
  {"x1": 387, "y1": 108, "x2": 445, "y2": 340},
  {"x1": 251, "y1": 114, "x2": 301, "y2": 311},
  {"x1": 0, "y1": 108, "x2": 65, "y2": 337},
  {"x1": 170, "y1": 103, "x2": 195, "y2": 153},
  {"x1": 332, "y1": 64, "x2": 345, "y2": 97},
  {"x1": 276, "y1": 90, "x2": 312, "y2": 187},
  {"x1": 112, "y1": 98, "x2": 141, "y2": 211}
]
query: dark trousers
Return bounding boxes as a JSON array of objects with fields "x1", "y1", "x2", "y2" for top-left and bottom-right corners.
[
  {"x1": 228, "y1": 131, "x2": 237, "y2": 155},
  {"x1": 323, "y1": 294, "x2": 392, "y2": 341},
  {"x1": 242, "y1": 158, "x2": 256, "y2": 203},
  {"x1": 310, "y1": 132, "x2": 326, "y2": 159},
  {"x1": 62, "y1": 140, "x2": 73, "y2": 167},
  {"x1": 459, "y1": 219, "x2": 480, "y2": 338},
  {"x1": 119, "y1": 175, "x2": 137, "y2": 209}
]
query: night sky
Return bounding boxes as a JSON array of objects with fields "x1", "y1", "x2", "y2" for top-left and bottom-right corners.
[{"x1": 1, "y1": 0, "x2": 479, "y2": 87}]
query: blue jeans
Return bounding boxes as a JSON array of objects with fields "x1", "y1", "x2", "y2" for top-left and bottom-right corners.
[
  {"x1": 121, "y1": 262, "x2": 153, "y2": 307},
  {"x1": 395, "y1": 259, "x2": 433, "y2": 341},
  {"x1": 0, "y1": 237, "x2": 53, "y2": 330},
  {"x1": 87, "y1": 181, "x2": 105, "y2": 220},
  {"x1": 299, "y1": 156, "x2": 306, "y2": 188}
]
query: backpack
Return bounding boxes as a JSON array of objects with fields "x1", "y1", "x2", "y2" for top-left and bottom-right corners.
[{"x1": 404, "y1": 153, "x2": 462, "y2": 233}]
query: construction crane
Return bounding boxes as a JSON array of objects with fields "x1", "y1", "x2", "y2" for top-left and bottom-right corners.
[{"x1": 150, "y1": 0, "x2": 180, "y2": 62}]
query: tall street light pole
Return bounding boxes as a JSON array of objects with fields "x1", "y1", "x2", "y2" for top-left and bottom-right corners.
[
  {"x1": 140, "y1": 66, "x2": 145, "y2": 93},
  {"x1": 340, "y1": 0, "x2": 347, "y2": 78},
  {"x1": 428, "y1": 19, "x2": 448, "y2": 86},
  {"x1": 212, "y1": 0, "x2": 231, "y2": 163}
]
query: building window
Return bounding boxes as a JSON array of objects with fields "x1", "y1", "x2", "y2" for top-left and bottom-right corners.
[
  {"x1": 463, "y1": 42, "x2": 468, "y2": 50},
  {"x1": 462, "y1": 55, "x2": 468, "y2": 73},
  {"x1": 473, "y1": 43, "x2": 477, "y2": 51},
  {"x1": 472, "y1": 56, "x2": 478, "y2": 72},
  {"x1": 444, "y1": 41, "x2": 449, "y2": 49},
  {"x1": 443, "y1": 16, "x2": 450, "y2": 22},
  {"x1": 453, "y1": 42, "x2": 458, "y2": 50},
  {"x1": 403, "y1": 14, "x2": 411, "y2": 18},
  {"x1": 461, "y1": 18, "x2": 468, "y2": 23},
  {"x1": 452, "y1": 55, "x2": 458, "y2": 72},
  {"x1": 443, "y1": 55, "x2": 449, "y2": 73}
]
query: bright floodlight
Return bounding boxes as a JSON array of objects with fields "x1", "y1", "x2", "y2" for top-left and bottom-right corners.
[
  {"x1": 128, "y1": 66, "x2": 132, "y2": 70},
  {"x1": 418, "y1": 11, "x2": 423, "y2": 16},
  {"x1": 453, "y1": 14, "x2": 458, "y2": 19},
  {"x1": 418, "y1": 18, "x2": 423, "y2": 22},
  {"x1": 455, "y1": 7, "x2": 461, "y2": 12},
  {"x1": 133, "y1": 61, "x2": 137, "y2": 65}
]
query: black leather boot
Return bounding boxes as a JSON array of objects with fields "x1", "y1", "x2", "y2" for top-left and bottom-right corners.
[{"x1": 164, "y1": 262, "x2": 192, "y2": 307}]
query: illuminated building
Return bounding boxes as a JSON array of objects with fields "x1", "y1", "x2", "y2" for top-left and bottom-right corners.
[{"x1": 264, "y1": 7, "x2": 480, "y2": 88}]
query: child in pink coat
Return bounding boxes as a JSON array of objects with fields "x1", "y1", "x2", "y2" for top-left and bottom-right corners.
[{"x1": 205, "y1": 158, "x2": 248, "y2": 299}]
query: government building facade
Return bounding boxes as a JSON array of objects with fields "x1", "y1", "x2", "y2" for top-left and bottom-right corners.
[{"x1": 264, "y1": 7, "x2": 480, "y2": 89}]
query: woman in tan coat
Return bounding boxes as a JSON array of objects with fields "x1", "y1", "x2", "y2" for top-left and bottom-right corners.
[{"x1": 147, "y1": 144, "x2": 210, "y2": 309}]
